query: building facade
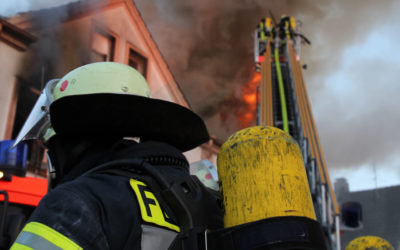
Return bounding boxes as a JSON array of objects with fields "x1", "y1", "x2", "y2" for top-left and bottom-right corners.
[
  {"x1": 0, "y1": 18, "x2": 35, "y2": 140},
  {"x1": 1, "y1": 0, "x2": 219, "y2": 176}
]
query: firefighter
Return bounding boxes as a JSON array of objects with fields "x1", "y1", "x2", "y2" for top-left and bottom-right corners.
[
  {"x1": 345, "y1": 236, "x2": 394, "y2": 250},
  {"x1": 10, "y1": 62, "x2": 222, "y2": 249}
]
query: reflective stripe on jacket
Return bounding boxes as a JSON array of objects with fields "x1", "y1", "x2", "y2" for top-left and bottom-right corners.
[
  {"x1": 11, "y1": 141, "x2": 189, "y2": 250},
  {"x1": 11, "y1": 174, "x2": 180, "y2": 250},
  {"x1": 12, "y1": 222, "x2": 82, "y2": 250}
]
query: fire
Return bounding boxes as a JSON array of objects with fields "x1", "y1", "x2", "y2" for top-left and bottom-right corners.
[
  {"x1": 243, "y1": 92, "x2": 257, "y2": 103},
  {"x1": 238, "y1": 71, "x2": 261, "y2": 128}
]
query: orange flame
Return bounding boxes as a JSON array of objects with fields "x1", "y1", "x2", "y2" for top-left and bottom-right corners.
[{"x1": 238, "y1": 71, "x2": 260, "y2": 128}]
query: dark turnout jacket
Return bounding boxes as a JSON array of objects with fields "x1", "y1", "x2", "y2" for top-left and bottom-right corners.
[{"x1": 11, "y1": 141, "x2": 190, "y2": 250}]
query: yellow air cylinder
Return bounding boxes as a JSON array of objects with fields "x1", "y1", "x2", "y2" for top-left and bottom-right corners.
[
  {"x1": 345, "y1": 236, "x2": 394, "y2": 250},
  {"x1": 217, "y1": 126, "x2": 316, "y2": 228}
]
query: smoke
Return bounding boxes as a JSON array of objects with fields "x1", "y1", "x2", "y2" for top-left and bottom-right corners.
[
  {"x1": 315, "y1": 43, "x2": 400, "y2": 170},
  {"x1": 0, "y1": 0, "x2": 30, "y2": 17},
  {"x1": 301, "y1": 1, "x2": 400, "y2": 172},
  {"x1": 135, "y1": 0, "x2": 293, "y2": 139},
  {"x1": 3, "y1": 0, "x2": 399, "y2": 174},
  {"x1": 133, "y1": 0, "x2": 340, "y2": 140},
  {"x1": 135, "y1": 0, "x2": 400, "y2": 173},
  {"x1": 12, "y1": 0, "x2": 95, "y2": 87}
]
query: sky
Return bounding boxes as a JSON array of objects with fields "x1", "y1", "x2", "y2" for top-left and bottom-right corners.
[
  {"x1": 1, "y1": 0, "x2": 400, "y2": 192},
  {"x1": 314, "y1": 23, "x2": 400, "y2": 191},
  {"x1": 302, "y1": 2, "x2": 400, "y2": 191}
]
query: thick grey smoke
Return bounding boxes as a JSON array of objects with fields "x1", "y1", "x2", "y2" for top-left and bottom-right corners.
[
  {"x1": 314, "y1": 48, "x2": 400, "y2": 169},
  {"x1": 135, "y1": 0, "x2": 321, "y2": 138},
  {"x1": 8, "y1": 0, "x2": 94, "y2": 87},
  {"x1": 134, "y1": 0, "x2": 400, "y2": 173},
  {"x1": 299, "y1": 1, "x2": 400, "y2": 172},
  {"x1": 3, "y1": 0, "x2": 400, "y2": 174}
]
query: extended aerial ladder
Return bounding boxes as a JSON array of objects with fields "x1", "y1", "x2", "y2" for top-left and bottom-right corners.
[{"x1": 254, "y1": 16, "x2": 341, "y2": 250}]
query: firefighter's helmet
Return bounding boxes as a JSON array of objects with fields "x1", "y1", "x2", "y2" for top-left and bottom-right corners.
[
  {"x1": 14, "y1": 62, "x2": 209, "y2": 151},
  {"x1": 345, "y1": 235, "x2": 394, "y2": 250}
]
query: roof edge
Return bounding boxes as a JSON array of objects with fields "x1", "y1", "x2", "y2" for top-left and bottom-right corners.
[{"x1": 0, "y1": 18, "x2": 36, "y2": 51}]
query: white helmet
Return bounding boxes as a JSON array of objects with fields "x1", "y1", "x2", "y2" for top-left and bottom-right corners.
[{"x1": 14, "y1": 62, "x2": 209, "y2": 151}]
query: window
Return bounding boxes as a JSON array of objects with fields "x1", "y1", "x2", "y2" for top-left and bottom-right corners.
[
  {"x1": 11, "y1": 81, "x2": 40, "y2": 139},
  {"x1": 90, "y1": 26, "x2": 116, "y2": 62},
  {"x1": 126, "y1": 45, "x2": 148, "y2": 77},
  {"x1": 10, "y1": 79, "x2": 47, "y2": 177}
]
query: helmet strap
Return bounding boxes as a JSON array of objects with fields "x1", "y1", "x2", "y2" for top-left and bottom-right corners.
[{"x1": 46, "y1": 151, "x2": 56, "y2": 190}]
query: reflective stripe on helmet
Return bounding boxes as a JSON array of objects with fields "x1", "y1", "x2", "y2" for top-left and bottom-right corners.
[{"x1": 11, "y1": 222, "x2": 82, "y2": 250}]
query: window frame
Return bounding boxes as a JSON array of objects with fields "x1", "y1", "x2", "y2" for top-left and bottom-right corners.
[
  {"x1": 4, "y1": 77, "x2": 20, "y2": 139},
  {"x1": 125, "y1": 42, "x2": 149, "y2": 79},
  {"x1": 89, "y1": 21, "x2": 119, "y2": 62}
]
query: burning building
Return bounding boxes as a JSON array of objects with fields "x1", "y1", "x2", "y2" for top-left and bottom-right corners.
[{"x1": 0, "y1": 0, "x2": 220, "y2": 177}]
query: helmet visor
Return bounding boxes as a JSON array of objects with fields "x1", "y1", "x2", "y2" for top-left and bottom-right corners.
[{"x1": 13, "y1": 79, "x2": 59, "y2": 147}]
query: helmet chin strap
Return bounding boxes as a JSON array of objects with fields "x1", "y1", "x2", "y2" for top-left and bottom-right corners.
[{"x1": 46, "y1": 152, "x2": 57, "y2": 190}]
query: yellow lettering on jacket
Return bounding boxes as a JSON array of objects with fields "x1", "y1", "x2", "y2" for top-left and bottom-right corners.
[{"x1": 130, "y1": 179, "x2": 180, "y2": 232}]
